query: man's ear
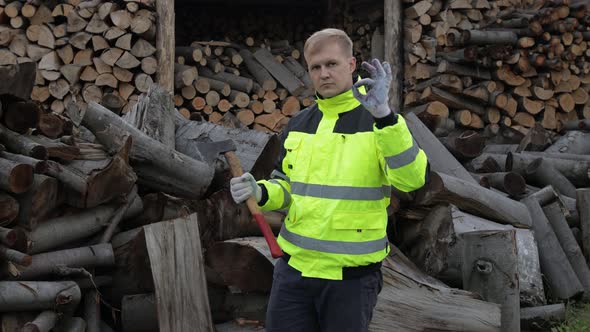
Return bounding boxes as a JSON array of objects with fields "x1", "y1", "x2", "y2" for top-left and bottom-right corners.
[{"x1": 349, "y1": 57, "x2": 356, "y2": 73}]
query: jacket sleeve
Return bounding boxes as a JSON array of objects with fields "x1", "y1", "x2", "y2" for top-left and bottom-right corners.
[
  {"x1": 374, "y1": 113, "x2": 429, "y2": 192},
  {"x1": 256, "y1": 129, "x2": 293, "y2": 211}
]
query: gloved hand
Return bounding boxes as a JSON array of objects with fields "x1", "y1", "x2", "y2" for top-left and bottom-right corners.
[
  {"x1": 352, "y1": 59, "x2": 393, "y2": 118},
  {"x1": 230, "y1": 172, "x2": 262, "y2": 204}
]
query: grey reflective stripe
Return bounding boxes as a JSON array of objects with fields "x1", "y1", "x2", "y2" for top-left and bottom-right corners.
[
  {"x1": 291, "y1": 182, "x2": 389, "y2": 200},
  {"x1": 385, "y1": 141, "x2": 420, "y2": 169},
  {"x1": 280, "y1": 225, "x2": 387, "y2": 255},
  {"x1": 269, "y1": 179, "x2": 291, "y2": 209},
  {"x1": 271, "y1": 169, "x2": 290, "y2": 182}
]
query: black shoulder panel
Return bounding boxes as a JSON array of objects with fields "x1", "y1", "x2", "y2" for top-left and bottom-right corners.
[
  {"x1": 333, "y1": 105, "x2": 374, "y2": 134},
  {"x1": 285, "y1": 104, "x2": 322, "y2": 134}
]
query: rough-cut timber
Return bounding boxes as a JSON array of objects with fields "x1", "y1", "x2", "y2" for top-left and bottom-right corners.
[{"x1": 144, "y1": 214, "x2": 214, "y2": 332}]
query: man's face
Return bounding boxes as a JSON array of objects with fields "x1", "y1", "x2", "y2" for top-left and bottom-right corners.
[{"x1": 306, "y1": 41, "x2": 356, "y2": 98}]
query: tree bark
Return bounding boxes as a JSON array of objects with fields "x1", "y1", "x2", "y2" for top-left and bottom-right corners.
[
  {"x1": 545, "y1": 130, "x2": 590, "y2": 155},
  {"x1": 520, "y1": 304, "x2": 566, "y2": 330},
  {"x1": 238, "y1": 49, "x2": 277, "y2": 91},
  {"x1": 461, "y1": 230, "x2": 520, "y2": 332},
  {"x1": 543, "y1": 202, "x2": 590, "y2": 301},
  {"x1": 14, "y1": 243, "x2": 114, "y2": 280},
  {"x1": 416, "y1": 171, "x2": 532, "y2": 227},
  {"x1": 253, "y1": 48, "x2": 305, "y2": 96},
  {"x1": 404, "y1": 113, "x2": 478, "y2": 184},
  {"x1": 199, "y1": 67, "x2": 253, "y2": 94},
  {"x1": 22, "y1": 311, "x2": 58, "y2": 332},
  {"x1": 0, "y1": 281, "x2": 81, "y2": 312},
  {"x1": 578, "y1": 189, "x2": 590, "y2": 263},
  {"x1": 25, "y1": 204, "x2": 116, "y2": 254},
  {"x1": 0, "y1": 192, "x2": 18, "y2": 226},
  {"x1": 507, "y1": 152, "x2": 590, "y2": 187},
  {"x1": 84, "y1": 290, "x2": 100, "y2": 332},
  {"x1": 83, "y1": 101, "x2": 214, "y2": 198},
  {"x1": 0, "y1": 124, "x2": 48, "y2": 160},
  {"x1": 521, "y1": 196, "x2": 583, "y2": 300},
  {"x1": 525, "y1": 158, "x2": 577, "y2": 198},
  {"x1": 0, "y1": 152, "x2": 47, "y2": 173}
]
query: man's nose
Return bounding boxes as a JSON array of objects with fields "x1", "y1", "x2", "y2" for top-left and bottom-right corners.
[{"x1": 320, "y1": 66, "x2": 330, "y2": 78}]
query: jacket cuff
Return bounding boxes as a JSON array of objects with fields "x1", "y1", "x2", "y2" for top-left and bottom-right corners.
[
  {"x1": 257, "y1": 184, "x2": 269, "y2": 205},
  {"x1": 374, "y1": 112, "x2": 398, "y2": 129}
]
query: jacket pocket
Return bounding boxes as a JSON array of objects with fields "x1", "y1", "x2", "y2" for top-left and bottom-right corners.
[{"x1": 282, "y1": 136, "x2": 302, "y2": 176}]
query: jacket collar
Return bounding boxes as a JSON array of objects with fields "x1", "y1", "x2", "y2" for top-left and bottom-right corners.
[{"x1": 315, "y1": 78, "x2": 366, "y2": 117}]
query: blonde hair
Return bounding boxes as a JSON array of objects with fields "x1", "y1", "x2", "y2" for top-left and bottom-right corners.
[{"x1": 304, "y1": 28, "x2": 353, "y2": 59}]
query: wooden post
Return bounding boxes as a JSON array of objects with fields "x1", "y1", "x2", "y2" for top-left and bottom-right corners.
[
  {"x1": 144, "y1": 214, "x2": 214, "y2": 332},
  {"x1": 543, "y1": 202, "x2": 590, "y2": 300},
  {"x1": 384, "y1": 0, "x2": 403, "y2": 113},
  {"x1": 156, "y1": 0, "x2": 174, "y2": 93},
  {"x1": 461, "y1": 230, "x2": 520, "y2": 332},
  {"x1": 577, "y1": 189, "x2": 590, "y2": 263},
  {"x1": 521, "y1": 196, "x2": 583, "y2": 300}
]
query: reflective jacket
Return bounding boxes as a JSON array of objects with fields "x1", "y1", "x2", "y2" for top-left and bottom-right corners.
[{"x1": 257, "y1": 87, "x2": 428, "y2": 280}]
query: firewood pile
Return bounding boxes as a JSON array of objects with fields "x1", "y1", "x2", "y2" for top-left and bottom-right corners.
[
  {"x1": 403, "y1": 0, "x2": 590, "y2": 136},
  {"x1": 0, "y1": 0, "x2": 158, "y2": 116},
  {"x1": 0, "y1": 61, "x2": 286, "y2": 331},
  {"x1": 170, "y1": 0, "x2": 386, "y2": 133}
]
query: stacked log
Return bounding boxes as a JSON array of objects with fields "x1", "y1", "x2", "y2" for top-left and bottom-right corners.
[
  {"x1": 0, "y1": 0, "x2": 158, "y2": 115},
  {"x1": 172, "y1": 41, "x2": 314, "y2": 133},
  {"x1": 403, "y1": 0, "x2": 590, "y2": 138}
]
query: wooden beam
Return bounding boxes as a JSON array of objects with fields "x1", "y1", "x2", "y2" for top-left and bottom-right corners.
[
  {"x1": 384, "y1": 0, "x2": 403, "y2": 112},
  {"x1": 156, "y1": 0, "x2": 174, "y2": 93}
]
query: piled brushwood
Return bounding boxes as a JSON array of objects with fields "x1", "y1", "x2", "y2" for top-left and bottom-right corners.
[
  {"x1": 403, "y1": 0, "x2": 590, "y2": 138},
  {"x1": 0, "y1": 0, "x2": 159, "y2": 116},
  {"x1": 391, "y1": 0, "x2": 590, "y2": 330}
]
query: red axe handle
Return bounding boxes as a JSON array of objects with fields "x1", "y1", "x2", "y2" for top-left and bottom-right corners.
[{"x1": 225, "y1": 150, "x2": 284, "y2": 258}]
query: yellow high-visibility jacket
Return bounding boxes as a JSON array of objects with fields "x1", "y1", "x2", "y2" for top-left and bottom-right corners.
[{"x1": 257, "y1": 87, "x2": 428, "y2": 280}]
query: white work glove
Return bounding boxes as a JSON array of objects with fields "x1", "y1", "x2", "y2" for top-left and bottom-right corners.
[
  {"x1": 352, "y1": 59, "x2": 393, "y2": 118},
  {"x1": 230, "y1": 172, "x2": 262, "y2": 204}
]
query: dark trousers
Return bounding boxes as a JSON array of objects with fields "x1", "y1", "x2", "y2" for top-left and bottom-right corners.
[{"x1": 265, "y1": 258, "x2": 383, "y2": 332}]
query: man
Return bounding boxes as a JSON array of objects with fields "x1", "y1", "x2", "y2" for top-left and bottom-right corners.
[{"x1": 230, "y1": 28, "x2": 428, "y2": 331}]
